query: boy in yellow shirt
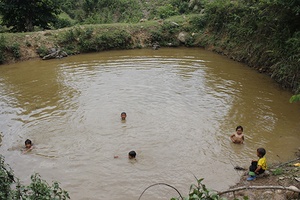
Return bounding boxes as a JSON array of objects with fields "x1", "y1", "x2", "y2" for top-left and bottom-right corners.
[{"x1": 247, "y1": 147, "x2": 267, "y2": 181}]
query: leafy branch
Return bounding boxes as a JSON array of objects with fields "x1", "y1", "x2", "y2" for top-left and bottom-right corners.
[
  {"x1": 139, "y1": 177, "x2": 226, "y2": 200},
  {"x1": 0, "y1": 155, "x2": 70, "y2": 200},
  {"x1": 290, "y1": 94, "x2": 300, "y2": 103}
]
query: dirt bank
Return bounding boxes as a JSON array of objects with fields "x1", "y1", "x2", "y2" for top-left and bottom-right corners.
[
  {"x1": 221, "y1": 151, "x2": 300, "y2": 200},
  {"x1": 0, "y1": 21, "x2": 167, "y2": 64}
]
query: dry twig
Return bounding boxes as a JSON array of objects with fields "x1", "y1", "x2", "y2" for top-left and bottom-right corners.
[{"x1": 218, "y1": 185, "x2": 300, "y2": 196}]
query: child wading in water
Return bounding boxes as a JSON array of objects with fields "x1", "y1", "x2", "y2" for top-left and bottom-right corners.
[
  {"x1": 230, "y1": 125, "x2": 245, "y2": 144},
  {"x1": 121, "y1": 112, "x2": 127, "y2": 120},
  {"x1": 128, "y1": 150, "x2": 136, "y2": 159},
  {"x1": 23, "y1": 139, "x2": 33, "y2": 154},
  {"x1": 114, "y1": 150, "x2": 137, "y2": 160},
  {"x1": 247, "y1": 147, "x2": 267, "y2": 181}
]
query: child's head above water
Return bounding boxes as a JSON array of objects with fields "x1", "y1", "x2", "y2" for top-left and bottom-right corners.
[
  {"x1": 257, "y1": 147, "x2": 266, "y2": 158},
  {"x1": 236, "y1": 125, "x2": 243, "y2": 135},
  {"x1": 121, "y1": 112, "x2": 127, "y2": 120},
  {"x1": 128, "y1": 150, "x2": 136, "y2": 159},
  {"x1": 25, "y1": 139, "x2": 32, "y2": 149}
]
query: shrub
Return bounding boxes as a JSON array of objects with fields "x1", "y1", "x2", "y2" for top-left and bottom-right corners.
[
  {"x1": 0, "y1": 35, "x2": 6, "y2": 63},
  {"x1": 272, "y1": 168, "x2": 284, "y2": 176},
  {"x1": 20, "y1": 174, "x2": 70, "y2": 199},
  {"x1": 92, "y1": 29, "x2": 132, "y2": 51},
  {"x1": 53, "y1": 17, "x2": 73, "y2": 29},
  {"x1": 36, "y1": 45, "x2": 49, "y2": 58},
  {"x1": 150, "y1": 29, "x2": 163, "y2": 43},
  {"x1": 139, "y1": 178, "x2": 226, "y2": 200},
  {"x1": 0, "y1": 155, "x2": 70, "y2": 199},
  {"x1": 157, "y1": 4, "x2": 179, "y2": 19},
  {"x1": 58, "y1": 28, "x2": 78, "y2": 44},
  {"x1": 25, "y1": 40, "x2": 32, "y2": 47},
  {"x1": 171, "y1": 178, "x2": 226, "y2": 200},
  {"x1": 10, "y1": 43, "x2": 21, "y2": 59},
  {"x1": 189, "y1": 15, "x2": 207, "y2": 31},
  {"x1": 171, "y1": 0, "x2": 190, "y2": 14}
]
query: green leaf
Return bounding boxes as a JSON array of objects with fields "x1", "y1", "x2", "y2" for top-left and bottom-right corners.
[{"x1": 290, "y1": 94, "x2": 300, "y2": 103}]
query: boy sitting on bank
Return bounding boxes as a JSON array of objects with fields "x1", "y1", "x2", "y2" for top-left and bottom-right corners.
[{"x1": 247, "y1": 147, "x2": 267, "y2": 181}]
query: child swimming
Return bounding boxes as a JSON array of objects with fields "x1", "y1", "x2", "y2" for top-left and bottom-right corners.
[
  {"x1": 121, "y1": 112, "x2": 127, "y2": 120},
  {"x1": 22, "y1": 139, "x2": 33, "y2": 154},
  {"x1": 128, "y1": 150, "x2": 136, "y2": 159},
  {"x1": 114, "y1": 150, "x2": 137, "y2": 159}
]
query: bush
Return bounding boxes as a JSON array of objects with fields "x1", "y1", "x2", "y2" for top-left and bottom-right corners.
[
  {"x1": 92, "y1": 29, "x2": 132, "y2": 51},
  {"x1": 53, "y1": 18, "x2": 73, "y2": 29},
  {"x1": 150, "y1": 29, "x2": 163, "y2": 43},
  {"x1": 139, "y1": 178, "x2": 226, "y2": 200},
  {"x1": 189, "y1": 15, "x2": 207, "y2": 31},
  {"x1": 171, "y1": 178, "x2": 226, "y2": 200},
  {"x1": 57, "y1": 27, "x2": 132, "y2": 53},
  {"x1": 0, "y1": 35, "x2": 6, "y2": 64},
  {"x1": 171, "y1": 0, "x2": 190, "y2": 14},
  {"x1": 156, "y1": 4, "x2": 179, "y2": 19},
  {"x1": 10, "y1": 43, "x2": 21, "y2": 59},
  {"x1": 36, "y1": 45, "x2": 49, "y2": 58},
  {"x1": 20, "y1": 174, "x2": 70, "y2": 199},
  {"x1": 0, "y1": 155, "x2": 70, "y2": 200},
  {"x1": 272, "y1": 168, "x2": 284, "y2": 176}
]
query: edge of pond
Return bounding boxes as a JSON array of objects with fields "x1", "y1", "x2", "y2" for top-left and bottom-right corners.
[{"x1": 1, "y1": 16, "x2": 298, "y2": 94}]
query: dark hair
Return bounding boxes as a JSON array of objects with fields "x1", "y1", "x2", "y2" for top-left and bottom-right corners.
[
  {"x1": 257, "y1": 148, "x2": 266, "y2": 157},
  {"x1": 236, "y1": 126, "x2": 243, "y2": 131},
  {"x1": 25, "y1": 139, "x2": 32, "y2": 145},
  {"x1": 128, "y1": 150, "x2": 136, "y2": 158},
  {"x1": 121, "y1": 112, "x2": 126, "y2": 115}
]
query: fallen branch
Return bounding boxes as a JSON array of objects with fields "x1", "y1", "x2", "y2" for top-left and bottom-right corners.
[
  {"x1": 218, "y1": 185, "x2": 300, "y2": 195},
  {"x1": 275, "y1": 157, "x2": 300, "y2": 168},
  {"x1": 138, "y1": 183, "x2": 183, "y2": 200}
]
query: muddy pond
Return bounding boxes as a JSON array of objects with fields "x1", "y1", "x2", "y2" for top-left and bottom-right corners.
[{"x1": 0, "y1": 47, "x2": 299, "y2": 200}]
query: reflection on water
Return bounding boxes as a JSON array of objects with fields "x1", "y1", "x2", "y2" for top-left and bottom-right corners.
[{"x1": 0, "y1": 48, "x2": 300, "y2": 200}]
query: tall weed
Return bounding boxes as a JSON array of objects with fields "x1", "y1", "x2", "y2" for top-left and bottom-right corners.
[{"x1": 0, "y1": 35, "x2": 6, "y2": 63}]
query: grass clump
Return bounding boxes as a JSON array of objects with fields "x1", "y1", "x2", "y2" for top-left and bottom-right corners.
[
  {"x1": 0, "y1": 35, "x2": 6, "y2": 63},
  {"x1": 57, "y1": 26, "x2": 133, "y2": 54}
]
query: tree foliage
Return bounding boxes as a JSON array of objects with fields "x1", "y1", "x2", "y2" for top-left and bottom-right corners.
[{"x1": 0, "y1": 0, "x2": 62, "y2": 32}]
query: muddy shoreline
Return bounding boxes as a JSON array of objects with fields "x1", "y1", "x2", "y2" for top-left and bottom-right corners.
[{"x1": 221, "y1": 151, "x2": 300, "y2": 200}]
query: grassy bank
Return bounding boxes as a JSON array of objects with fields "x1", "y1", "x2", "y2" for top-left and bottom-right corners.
[
  {"x1": 0, "y1": 16, "x2": 192, "y2": 63},
  {"x1": 196, "y1": 0, "x2": 300, "y2": 93},
  {"x1": 0, "y1": 1, "x2": 299, "y2": 93}
]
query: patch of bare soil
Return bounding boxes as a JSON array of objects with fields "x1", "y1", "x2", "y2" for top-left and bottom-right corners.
[{"x1": 6, "y1": 30, "x2": 62, "y2": 64}]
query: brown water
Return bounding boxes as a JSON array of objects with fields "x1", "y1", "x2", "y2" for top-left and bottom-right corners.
[{"x1": 0, "y1": 48, "x2": 299, "y2": 200}]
